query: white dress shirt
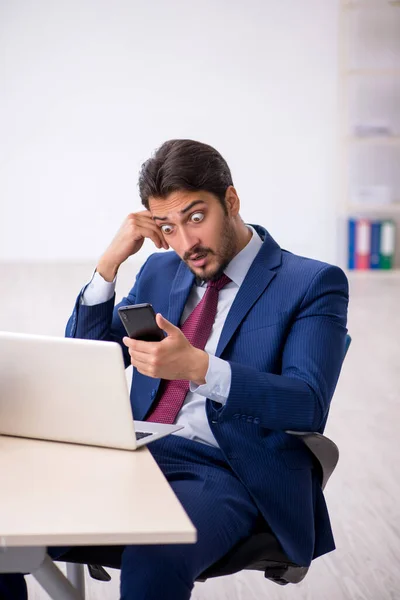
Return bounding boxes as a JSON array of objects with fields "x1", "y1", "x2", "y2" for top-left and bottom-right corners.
[{"x1": 82, "y1": 226, "x2": 262, "y2": 447}]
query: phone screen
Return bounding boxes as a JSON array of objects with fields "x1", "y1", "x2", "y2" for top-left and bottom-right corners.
[{"x1": 118, "y1": 304, "x2": 165, "y2": 342}]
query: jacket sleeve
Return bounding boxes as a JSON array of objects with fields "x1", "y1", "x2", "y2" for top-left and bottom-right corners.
[
  {"x1": 218, "y1": 265, "x2": 349, "y2": 432},
  {"x1": 65, "y1": 258, "x2": 150, "y2": 368}
]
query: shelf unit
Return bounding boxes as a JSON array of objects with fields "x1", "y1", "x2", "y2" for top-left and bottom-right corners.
[
  {"x1": 347, "y1": 136, "x2": 400, "y2": 146},
  {"x1": 345, "y1": 69, "x2": 400, "y2": 76},
  {"x1": 344, "y1": 1, "x2": 400, "y2": 8},
  {"x1": 348, "y1": 202, "x2": 400, "y2": 213},
  {"x1": 338, "y1": 0, "x2": 400, "y2": 270},
  {"x1": 346, "y1": 269, "x2": 400, "y2": 277}
]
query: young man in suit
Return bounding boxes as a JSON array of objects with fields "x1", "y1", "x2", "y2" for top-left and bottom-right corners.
[{"x1": 0, "y1": 139, "x2": 348, "y2": 599}]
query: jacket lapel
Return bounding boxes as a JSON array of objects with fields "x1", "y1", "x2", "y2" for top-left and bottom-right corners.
[
  {"x1": 167, "y1": 261, "x2": 196, "y2": 326},
  {"x1": 215, "y1": 225, "x2": 282, "y2": 357},
  {"x1": 165, "y1": 225, "x2": 282, "y2": 353}
]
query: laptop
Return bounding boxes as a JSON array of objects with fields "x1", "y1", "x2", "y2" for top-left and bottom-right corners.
[{"x1": 0, "y1": 331, "x2": 183, "y2": 450}]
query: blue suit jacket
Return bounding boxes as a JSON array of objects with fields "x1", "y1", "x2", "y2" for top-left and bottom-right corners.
[{"x1": 66, "y1": 225, "x2": 349, "y2": 567}]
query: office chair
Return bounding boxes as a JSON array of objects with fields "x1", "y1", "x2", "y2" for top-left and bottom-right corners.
[{"x1": 64, "y1": 334, "x2": 351, "y2": 595}]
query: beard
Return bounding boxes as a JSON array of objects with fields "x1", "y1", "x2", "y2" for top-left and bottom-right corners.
[{"x1": 184, "y1": 219, "x2": 238, "y2": 282}]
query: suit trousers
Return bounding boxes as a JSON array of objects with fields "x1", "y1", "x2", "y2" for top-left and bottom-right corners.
[{"x1": 0, "y1": 434, "x2": 261, "y2": 600}]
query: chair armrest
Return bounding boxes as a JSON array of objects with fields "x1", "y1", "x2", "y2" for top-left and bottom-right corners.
[{"x1": 284, "y1": 431, "x2": 339, "y2": 490}]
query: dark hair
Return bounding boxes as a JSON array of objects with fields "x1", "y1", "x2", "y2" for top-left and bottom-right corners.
[{"x1": 138, "y1": 139, "x2": 233, "y2": 210}]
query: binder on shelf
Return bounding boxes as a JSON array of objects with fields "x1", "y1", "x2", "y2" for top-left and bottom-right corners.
[
  {"x1": 355, "y1": 219, "x2": 371, "y2": 270},
  {"x1": 348, "y1": 218, "x2": 356, "y2": 269},
  {"x1": 379, "y1": 220, "x2": 396, "y2": 270},
  {"x1": 370, "y1": 221, "x2": 382, "y2": 269}
]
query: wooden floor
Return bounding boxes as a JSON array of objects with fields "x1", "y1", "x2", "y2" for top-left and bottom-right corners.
[{"x1": 1, "y1": 264, "x2": 399, "y2": 599}]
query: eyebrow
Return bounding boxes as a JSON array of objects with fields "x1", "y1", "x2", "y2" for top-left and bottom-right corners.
[{"x1": 152, "y1": 200, "x2": 206, "y2": 222}]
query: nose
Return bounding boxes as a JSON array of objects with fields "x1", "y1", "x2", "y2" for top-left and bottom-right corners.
[{"x1": 179, "y1": 228, "x2": 200, "y2": 257}]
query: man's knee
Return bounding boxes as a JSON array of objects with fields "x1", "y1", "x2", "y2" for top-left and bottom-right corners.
[{"x1": 121, "y1": 544, "x2": 195, "y2": 599}]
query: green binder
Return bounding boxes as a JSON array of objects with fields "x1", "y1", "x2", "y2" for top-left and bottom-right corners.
[{"x1": 379, "y1": 220, "x2": 396, "y2": 270}]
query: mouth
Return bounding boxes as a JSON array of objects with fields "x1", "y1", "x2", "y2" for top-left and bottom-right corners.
[{"x1": 189, "y1": 252, "x2": 208, "y2": 267}]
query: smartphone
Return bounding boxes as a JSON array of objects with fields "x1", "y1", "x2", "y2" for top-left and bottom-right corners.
[{"x1": 118, "y1": 303, "x2": 165, "y2": 342}]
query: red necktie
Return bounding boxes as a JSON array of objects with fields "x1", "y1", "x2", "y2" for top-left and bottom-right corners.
[{"x1": 146, "y1": 273, "x2": 231, "y2": 424}]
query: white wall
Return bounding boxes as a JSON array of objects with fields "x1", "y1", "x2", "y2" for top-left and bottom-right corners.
[{"x1": 0, "y1": 0, "x2": 340, "y2": 265}]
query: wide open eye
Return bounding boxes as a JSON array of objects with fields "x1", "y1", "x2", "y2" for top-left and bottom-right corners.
[
  {"x1": 191, "y1": 212, "x2": 204, "y2": 224},
  {"x1": 160, "y1": 224, "x2": 174, "y2": 234}
]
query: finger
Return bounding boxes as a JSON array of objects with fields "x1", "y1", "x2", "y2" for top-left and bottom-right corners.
[
  {"x1": 147, "y1": 231, "x2": 166, "y2": 250},
  {"x1": 156, "y1": 313, "x2": 180, "y2": 336},
  {"x1": 129, "y1": 339, "x2": 158, "y2": 354},
  {"x1": 156, "y1": 231, "x2": 169, "y2": 250},
  {"x1": 122, "y1": 336, "x2": 136, "y2": 348},
  {"x1": 135, "y1": 210, "x2": 153, "y2": 218},
  {"x1": 137, "y1": 224, "x2": 166, "y2": 250},
  {"x1": 150, "y1": 228, "x2": 169, "y2": 250},
  {"x1": 128, "y1": 210, "x2": 152, "y2": 218},
  {"x1": 123, "y1": 337, "x2": 145, "y2": 352},
  {"x1": 160, "y1": 237, "x2": 169, "y2": 250},
  {"x1": 135, "y1": 214, "x2": 169, "y2": 250},
  {"x1": 130, "y1": 355, "x2": 156, "y2": 377},
  {"x1": 129, "y1": 214, "x2": 165, "y2": 243},
  {"x1": 129, "y1": 351, "x2": 150, "y2": 365},
  {"x1": 157, "y1": 237, "x2": 169, "y2": 251}
]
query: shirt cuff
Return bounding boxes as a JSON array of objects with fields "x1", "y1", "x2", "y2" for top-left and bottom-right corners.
[
  {"x1": 189, "y1": 355, "x2": 231, "y2": 405},
  {"x1": 81, "y1": 270, "x2": 117, "y2": 306}
]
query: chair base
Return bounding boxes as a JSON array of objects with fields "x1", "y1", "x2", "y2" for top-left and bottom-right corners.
[{"x1": 87, "y1": 564, "x2": 111, "y2": 582}]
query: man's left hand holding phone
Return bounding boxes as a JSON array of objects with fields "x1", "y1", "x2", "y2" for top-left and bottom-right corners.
[{"x1": 118, "y1": 304, "x2": 208, "y2": 385}]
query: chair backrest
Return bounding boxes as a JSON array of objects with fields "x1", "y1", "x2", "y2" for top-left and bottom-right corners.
[
  {"x1": 285, "y1": 431, "x2": 338, "y2": 490},
  {"x1": 344, "y1": 333, "x2": 352, "y2": 358}
]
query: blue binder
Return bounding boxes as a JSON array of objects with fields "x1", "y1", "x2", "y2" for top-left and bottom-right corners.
[
  {"x1": 370, "y1": 221, "x2": 381, "y2": 269},
  {"x1": 348, "y1": 218, "x2": 356, "y2": 269}
]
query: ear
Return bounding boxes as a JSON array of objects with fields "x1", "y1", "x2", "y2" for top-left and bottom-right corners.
[{"x1": 224, "y1": 186, "x2": 240, "y2": 217}]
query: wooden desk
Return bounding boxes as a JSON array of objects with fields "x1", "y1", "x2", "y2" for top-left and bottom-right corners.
[{"x1": 0, "y1": 436, "x2": 196, "y2": 599}]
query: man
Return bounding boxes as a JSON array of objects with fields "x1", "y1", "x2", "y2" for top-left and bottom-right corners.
[{"x1": 0, "y1": 139, "x2": 348, "y2": 599}]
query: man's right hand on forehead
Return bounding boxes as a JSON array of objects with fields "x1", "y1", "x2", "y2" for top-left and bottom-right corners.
[{"x1": 96, "y1": 211, "x2": 169, "y2": 282}]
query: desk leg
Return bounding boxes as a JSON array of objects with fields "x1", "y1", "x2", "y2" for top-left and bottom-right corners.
[
  {"x1": 0, "y1": 547, "x2": 84, "y2": 600},
  {"x1": 32, "y1": 554, "x2": 83, "y2": 600},
  {"x1": 66, "y1": 562, "x2": 86, "y2": 598}
]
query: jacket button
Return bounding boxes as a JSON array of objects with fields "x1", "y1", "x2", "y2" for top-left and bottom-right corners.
[
  {"x1": 247, "y1": 416, "x2": 253, "y2": 423},
  {"x1": 254, "y1": 417, "x2": 260, "y2": 425},
  {"x1": 233, "y1": 414, "x2": 240, "y2": 419},
  {"x1": 241, "y1": 415, "x2": 247, "y2": 421}
]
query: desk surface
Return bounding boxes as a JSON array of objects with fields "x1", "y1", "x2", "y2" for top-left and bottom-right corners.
[{"x1": 0, "y1": 436, "x2": 196, "y2": 547}]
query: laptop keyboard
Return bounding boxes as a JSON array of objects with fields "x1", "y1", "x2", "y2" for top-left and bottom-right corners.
[{"x1": 136, "y1": 431, "x2": 153, "y2": 440}]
